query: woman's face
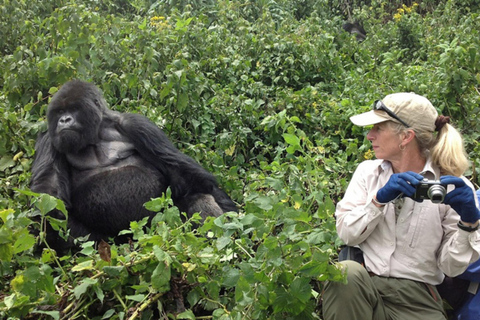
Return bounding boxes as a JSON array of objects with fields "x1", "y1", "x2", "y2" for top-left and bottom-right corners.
[{"x1": 366, "y1": 122, "x2": 403, "y2": 161}]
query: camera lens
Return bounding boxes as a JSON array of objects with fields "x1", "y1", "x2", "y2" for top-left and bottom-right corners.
[{"x1": 427, "y1": 185, "x2": 446, "y2": 203}]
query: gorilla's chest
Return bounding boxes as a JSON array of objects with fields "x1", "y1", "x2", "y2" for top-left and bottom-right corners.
[
  {"x1": 66, "y1": 140, "x2": 167, "y2": 214},
  {"x1": 67, "y1": 149, "x2": 167, "y2": 233},
  {"x1": 67, "y1": 140, "x2": 144, "y2": 185},
  {"x1": 67, "y1": 140, "x2": 136, "y2": 169}
]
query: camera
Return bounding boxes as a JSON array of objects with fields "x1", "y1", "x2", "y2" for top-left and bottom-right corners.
[{"x1": 411, "y1": 179, "x2": 447, "y2": 203}]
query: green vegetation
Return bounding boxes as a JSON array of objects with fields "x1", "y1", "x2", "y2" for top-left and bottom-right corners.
[{"x1": 1, "y1": 0, "x2": 480, "y2": 319}]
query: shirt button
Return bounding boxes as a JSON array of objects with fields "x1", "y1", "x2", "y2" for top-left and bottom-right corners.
[{"x1": 390, "y1": 242, "x2": 394, "y2": 246}]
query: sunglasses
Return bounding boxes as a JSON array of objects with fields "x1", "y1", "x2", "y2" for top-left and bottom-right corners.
[{"x1": 373, "y1": 100, "x2": 410, "y2": 128}]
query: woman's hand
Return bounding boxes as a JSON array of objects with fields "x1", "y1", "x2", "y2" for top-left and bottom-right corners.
[
  {"x1": 441, "y1": 176, "x2": 480, "y2": 223},
  {"x1": 376, "y1": 171, "x2": 423, "y2": 203}
]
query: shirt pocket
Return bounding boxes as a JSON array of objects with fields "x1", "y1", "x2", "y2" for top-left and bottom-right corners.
[
  {"x1": 405, "y1": 209, "x2": 426, "y2": 249},
  {"x1": 398, "y1": 203, "x2": 443, "y2": 268}
]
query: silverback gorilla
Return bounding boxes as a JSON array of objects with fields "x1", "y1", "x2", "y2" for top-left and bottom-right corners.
[{"x1": 30, "y1": 80, "x2": 237, "y2": 252}]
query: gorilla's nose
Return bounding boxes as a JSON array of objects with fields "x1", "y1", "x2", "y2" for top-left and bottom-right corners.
[{"x1": 59, "y1": 115, "x2": 74, "y2": 126}]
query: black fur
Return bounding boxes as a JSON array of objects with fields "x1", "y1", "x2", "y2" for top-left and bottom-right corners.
[
  {"x1": 342, "y1": 21, "x2": 367, "y2": 42},
  {"x1": 30, "y1": 80, "x2": 237, "y2": 252}
]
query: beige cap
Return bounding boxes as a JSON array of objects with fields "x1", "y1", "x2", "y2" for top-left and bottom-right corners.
[{"x1": 350, "y1": 92, "x2": 438, "y2": 133}]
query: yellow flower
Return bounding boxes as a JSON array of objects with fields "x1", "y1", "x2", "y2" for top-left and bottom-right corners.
[
  {"x1": 150, "y1": 16, "x2": 171, "y2": 30},
  {"x1": 151, "y1": 16, "x2": 165, "y2": 22},
  {"x1": 225, "y1": 145, "x2": 235, "y2": 156},
  {"x1": 364, "y1": 149, "x2": 375, "y2": 160}
]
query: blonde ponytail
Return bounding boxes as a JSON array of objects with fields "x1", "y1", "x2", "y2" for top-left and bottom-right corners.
[{"x1": 431, "y1": 124, "x2": 469, "y2": 176}]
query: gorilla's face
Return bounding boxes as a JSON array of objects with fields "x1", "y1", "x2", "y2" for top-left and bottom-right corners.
[{"x1": 48, "y1": 81, "x2": 105, "y2": 154}]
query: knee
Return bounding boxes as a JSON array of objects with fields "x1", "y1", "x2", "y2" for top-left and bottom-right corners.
[
  {"x1": 324, "y1": 260, "x2": 369, "y2": 298},
  {"x1": 343, "y1": 260, "x2": 369, "y2": 283},
  {"x1": 322, "y1": 261, "x2": 381, "y2": 320}
]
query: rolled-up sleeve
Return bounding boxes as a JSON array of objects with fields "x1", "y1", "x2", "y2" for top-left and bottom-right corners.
[
  {"x1": 336, "y1": 160, "x2": 386, "y2": 246},
  {"x1": 437, "y1": 178, "x2": 480, "y2": 277},
  {"x1": 438, "y1": 205, "x2": 480, "y2": 277}
]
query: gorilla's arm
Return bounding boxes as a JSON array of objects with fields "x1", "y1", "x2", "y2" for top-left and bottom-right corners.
[
  {"x1": 30, "y1": 132, "x2": 71, "y2": 207},
  {"x1": 30, "y1": 132, "x2": 80, "y2": 252},
  {"x1": 114, "y1": 112, "x2": 237, "y2": 216}
]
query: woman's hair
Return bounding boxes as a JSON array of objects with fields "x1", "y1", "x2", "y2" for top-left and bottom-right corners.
[
  {"x1": 388, "y1": 121, "x2": 469, "y2": 176},
  {"x1": 430, "y1": 123, "x2": 469, "y2": 176}
]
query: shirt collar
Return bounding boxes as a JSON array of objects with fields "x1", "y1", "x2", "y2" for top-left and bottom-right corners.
[
  {"x1": 420, "y1": 157, "x2": 440, "y2": 180},
  {"x1": 378, "y1": 156, "x2": 440, "y2": 180}
]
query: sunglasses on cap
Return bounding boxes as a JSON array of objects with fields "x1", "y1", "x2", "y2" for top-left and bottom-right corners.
[{"x1": 373, "y1": 100, "x2": 410, "y2": 128}]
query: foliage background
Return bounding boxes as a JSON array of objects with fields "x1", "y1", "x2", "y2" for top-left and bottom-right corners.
[{"x1": 1, "y1": 0, "x2": 480, "y2": 319}]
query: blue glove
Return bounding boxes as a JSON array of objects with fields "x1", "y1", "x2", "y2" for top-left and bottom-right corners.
[
  {"x1": 441, "y1": 176, "x2": 480, "y2": 223},
  {"x1": 376, "y1": 171, "x2": 424, "y2": 203}
]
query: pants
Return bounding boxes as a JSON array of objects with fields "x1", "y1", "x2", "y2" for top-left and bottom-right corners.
[{"x1": 322, "y1": 260, "x2": 446, "y2": 320}]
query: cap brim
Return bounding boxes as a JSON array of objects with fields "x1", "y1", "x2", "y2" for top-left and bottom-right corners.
[{"x1": 350, "y1": 110, "x2": 391, "y2": 126}]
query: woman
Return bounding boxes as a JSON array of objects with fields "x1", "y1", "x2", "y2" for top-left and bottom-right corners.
[{"x1": 322, "y1": 93, "x2": 480, "y2": 320}]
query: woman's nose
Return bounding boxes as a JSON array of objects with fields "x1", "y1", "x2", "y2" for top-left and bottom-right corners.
[{"x1": 366, "y1": 130, "x2": 374, "y2": 141}]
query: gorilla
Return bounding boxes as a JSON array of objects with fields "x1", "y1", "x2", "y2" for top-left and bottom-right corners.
[
  {"x1": 30, "y1": 80, "x2": 237, "y2": 252},
  {"x1": 342, "y1": 21, "x2": 367, "y2": 42}
]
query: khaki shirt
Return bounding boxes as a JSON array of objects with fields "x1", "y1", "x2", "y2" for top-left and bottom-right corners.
[{"x1": 336, "y1": 158, "x2": 480, "y2": 285}]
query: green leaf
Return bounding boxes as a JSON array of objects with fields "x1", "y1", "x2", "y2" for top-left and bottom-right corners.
[
  {"x1": 151, "y1": 262, "x2": 171, "y2": 292},
  {"x1": 265, "y1": 177, "x2": 284, "y2": 190},
  {"x1": 252, "y1": 196, "x2": 273, "y2": 211},
  {"x1": 31, "y1": 311, "x2": 60, "y2": 320},
  {"x1": 4, "y1": 293, "x2": 16, "y2": 309},
  {"x1": 74, "y1": 278, "x2": 98, "y2": 299},
  {"x1": 13, "y1": 230, "x2": 36, "y2": 254},
  {"x1": 290, "y1": 277, "x2": 311, "y2": 304},
  {"x1": 48, "y1": 86, "x2": 59, "y2": 95},
  {"x1": 283, "y1": 133, "x2": 300, "y2": 146},
  {"x1": 177, "y1": 309, "x2": 195, "y2": 319},
  {"x1": 103, "y1": 266, "x2": 125, "y2": 277},
  {"x1": 216, "y1": 236, "x2": 232, "y2": 250},
  {"x1": 72, "y1": 260, "x2": 94, "y2": 272},
  {"x1": 177, "y1": 92, "x2": 188, "y2": 112},
  {"x1": 0, "y1": 209, "x2": 14, "y2": 224},
  {"x1": 102, "y1": 309, "x2": 115, "y2": 319},
  {"x1": 94, "y1": 285, "x2": 105, "y2": 303},
  {"x1": 139, "y1": 17, "x2": 147, "y2": 30},
  {"x1": 153, "y1": 246, "x2": 173, "y2": 263},
  {"x1": 126, "y1": 294, "x2": 146, "y2": 302},
  {"x1": 35, "y1": 194, "x2": 59, "y2": 215},
  {"x1": 197, "y1": 247, "x2": 218, "y2": 264},
  {"x1": 263, "y1": 236, "x2": 278, "y2": 250},
  {"x1": 0, "y1": 227, "x2": 14, "y2": 244},
  {"x1": 221, "y1": 268, "x2": 240, "y2": 288},
  {"x1": 0, "y1": 156, "x2": 15, "y2": 170}
]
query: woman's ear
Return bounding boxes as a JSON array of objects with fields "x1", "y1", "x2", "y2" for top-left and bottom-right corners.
[{"x1": 403, "y1": 129, "x2": 416, "y2": 144}]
